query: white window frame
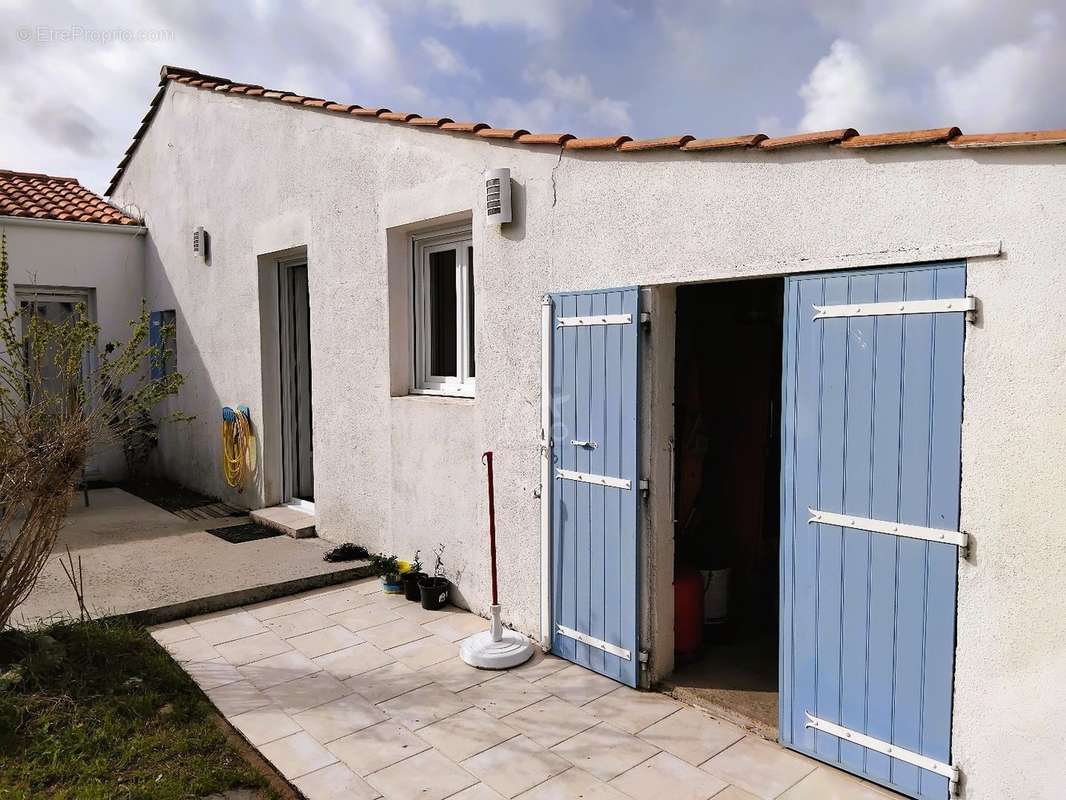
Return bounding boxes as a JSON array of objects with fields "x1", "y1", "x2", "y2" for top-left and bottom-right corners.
[
  {"x1": 411, "y1": 227, "x2": 475, "y2": 397},
  {"x1": 14, "y1": 285, "x2": 96, "y2": 379}
]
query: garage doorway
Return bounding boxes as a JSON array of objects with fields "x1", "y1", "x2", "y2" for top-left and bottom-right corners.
[
  {"x1": 278, "y1": 259, "x2": 314, "y2": 505},
  {"x1": 668, "y1": 277, "x2": 783, "y2": 735}
]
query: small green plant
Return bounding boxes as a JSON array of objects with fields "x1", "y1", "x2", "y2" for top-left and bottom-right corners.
[
  {"x1": 409, "y1": 550, "x2": 423, "y2": 575},
  {"x1": 370, "y1": 553, "x2": 400, "y2": 578}
]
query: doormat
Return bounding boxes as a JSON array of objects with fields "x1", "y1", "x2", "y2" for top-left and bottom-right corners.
[
  {"x1": 122, "y1": 477, "x2": 246, "y2": 521},
  {"x1": 206, "y1": 522, "x2": 283, "y2": 544}
]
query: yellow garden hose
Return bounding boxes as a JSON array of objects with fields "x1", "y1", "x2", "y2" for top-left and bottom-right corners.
[{"x1": 222, "y1": 405, "x2": 256, "y2": 491}]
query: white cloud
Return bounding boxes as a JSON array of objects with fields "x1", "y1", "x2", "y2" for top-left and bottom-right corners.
[
  {"x1": 795, "y1": 2, "x2": 1066, "y2": 133},
  {"x1": 423, "y1": 0, "x2": 579, "y2": 37},
  {"x1": 420, "y1": 36, "x2": 480, "y2": 81},
  {"x1": 485, "y1": 68, "x2": 632, "y2": 134},
  {"x1": 934, "y1": 18, "x2": 1066, "y2": 130},
  {"x1": 797, "y1": 39, "x2": 910, "y2": 132}
]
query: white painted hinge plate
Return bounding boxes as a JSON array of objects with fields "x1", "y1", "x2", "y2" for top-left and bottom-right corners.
[
  {"x1": 812, "y1": 296, "x2": 976, "y2": 320},
  {"x1": 557, "y1": 314, "x2": 632, "y2": 327},
  {"x1": 808, "y1": 508, "x2": 968, "y2": 549},
  {"x1": 805, "y1": 713, "x2": 959, "y2": 784},
  {"x1": 556, "y1": 468, "x2": 631, "y2": 490},
  {"x1": 556, "y1": 623, "x2": 631, "y2": 660}
]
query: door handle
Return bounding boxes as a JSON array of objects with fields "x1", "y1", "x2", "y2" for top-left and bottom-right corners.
[{"x1": 571, "y1": 440, "x2": 598, "y2": 449}]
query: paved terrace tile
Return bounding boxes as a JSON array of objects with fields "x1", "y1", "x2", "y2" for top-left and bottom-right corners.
[{"x1": 160, "y1": 577, "x2": 898, "y2": 800}]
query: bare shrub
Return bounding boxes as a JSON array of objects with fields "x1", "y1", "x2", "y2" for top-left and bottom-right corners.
[{"x1": 0, "y1": 233, "x2": 184, "y2": 627}]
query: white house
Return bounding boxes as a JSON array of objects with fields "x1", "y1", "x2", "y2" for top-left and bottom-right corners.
[
  {"x1": 100, "y1": 65, "x2": 1066, "y2": 799},
  {"x1": 0, "y1": 169, "x2": 145, "y2": 480}
]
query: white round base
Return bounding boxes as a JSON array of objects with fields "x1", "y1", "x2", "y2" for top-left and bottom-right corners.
[{"x1": 460, "y1": 629, "x2": 535, "y2": 669}]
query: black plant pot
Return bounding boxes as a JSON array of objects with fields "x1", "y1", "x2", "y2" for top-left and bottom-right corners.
[
  {"x1": 403, "y1": 572, "x2": 426, "y2": 601},
  {"x1": 419, "y1": 577, "x2": 449, "y2": 610}
]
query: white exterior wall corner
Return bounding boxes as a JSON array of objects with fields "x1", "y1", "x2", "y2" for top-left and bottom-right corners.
[
  {"x1": 111, "y1": 81, "x2": 1066, "y2": 799},
  {"x1": 0, "y1": 219, "x2": 145, "y2": 480}
]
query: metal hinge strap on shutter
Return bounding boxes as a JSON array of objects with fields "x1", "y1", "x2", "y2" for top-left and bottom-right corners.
[
  {"x1": 812, "y1": 296, "x2": 976, "y2": 320},
  {"x1": 556, "y1": 624, "x2": 631, "y2": 660},
  {"x1": 557, "y1": 314, "x2": 632, "y2": 327},
  {"x1": 556, "y1": 468, "x2": 631, "y2": 490},
  {"x1": 805, "y1": 713, "x2": 960, "y2": 787},
  {"x1": 808, "y1": 508, "x2": 968, "y2": 549}
]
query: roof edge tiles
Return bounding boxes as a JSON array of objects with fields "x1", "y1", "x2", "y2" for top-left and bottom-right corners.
[
  {"x1": 565, "y1": 136, "x2": 633, "y2": 150},
  {"x1": 1, "y1": 168, "x2": 140, "y2": 226},
  {"x1": 841, "y1": 127, "x2": 961, "y2": 148},
  {"x1": 476, "y1": 128, "x2": 530, "y2": 139},
  {"x1": 104, "y1": 64, "x2": 1066, "y2": 196},
  {"x1": 517, "y1": 133, "x2": 576, "y2": 146},
  {"x1": 619, "y1": 135, "x2": 695, "y2": 152},
  {"x1": 759, "y1": 128, "x2": 858, "y2": 150},
  {"x1": 949, "y1": 130, "x2": 1066, "y2": 148}
]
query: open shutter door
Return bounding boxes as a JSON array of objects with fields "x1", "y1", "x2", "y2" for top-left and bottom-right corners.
[
  {"x1": 781, "y1": 262, "x2": 967, "y2": 798},
  {"x1": 550, "y1": 287, "x2": 640, "y2": 687}
]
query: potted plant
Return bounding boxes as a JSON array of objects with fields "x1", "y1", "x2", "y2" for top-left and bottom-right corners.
[
  {"x1": 371, "y1": 553, "x2": 404, "y2": 594},
  {"x1": 418, "y1": 544, "x2": 450, "y2": 610},
  {"x1": 402, "y1": 550, "x2": 425, "y2": 601}
]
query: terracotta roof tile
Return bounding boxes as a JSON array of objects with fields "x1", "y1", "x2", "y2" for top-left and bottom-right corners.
[
  {"x1": 441, "y1": 121, "x2": 490, "y2": 133},
  {"x1": 682, "y1": 134, "x2": 767, "y2": 151},
  {"x1": 408, "y1": 116, "x2": 454, "y2": 127},
  {"x1": 948, "y1": 130, "x2": 1066, "y2": 148},
  {"x1": 1, "y1": 169, "x2": 140, "y2": 226},
  {"x1": 103, "y1": 65, "x2": 1066, "y2": 197},
  {"x1": 759, "y1": 128, "x2": 858, "y2": 150},
  {"x1": 618, "y1": 135, "x2": 695, "y2": 152},
  {"x1": 476, "y1": 128, "x2": 530, "y2": 139},
  {"x1": 516, "y1": 133, "x2": 575, "y2": 146},
  {"x1": 565, "y1": 136, "x2": 633, "y2": 150},
  {"x1": 379, "y1": 111, "x2": 419, "y2": 122},
  {"x1": 841, "y1": 127, "x2": 961, "y2": 148}
]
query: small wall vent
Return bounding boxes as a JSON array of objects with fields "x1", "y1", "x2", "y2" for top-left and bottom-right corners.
[
  {"x1": 484, "y1": 168, "x2": 512, "y2": 226},
  {"x1": 192, "y1": 226, "x2": 209, "y2": 262}
]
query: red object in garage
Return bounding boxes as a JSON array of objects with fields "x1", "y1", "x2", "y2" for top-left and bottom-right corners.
[{"x1": 674, "y1": 568, "x2": 704, "y2": 660}]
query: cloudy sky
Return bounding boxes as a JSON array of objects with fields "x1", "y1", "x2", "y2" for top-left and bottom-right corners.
[{"x1": 1, "y1": 0, "x2": 1062, "y2": 193}]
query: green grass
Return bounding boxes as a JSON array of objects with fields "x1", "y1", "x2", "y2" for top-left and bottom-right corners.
[{"x1": 0, "y1": 618, "x2": 273, "y2": 800}]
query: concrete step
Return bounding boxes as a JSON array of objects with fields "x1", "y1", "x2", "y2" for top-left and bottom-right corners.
[{"x1": 249, "y1": 505, "x2": 316, "y2": 538}]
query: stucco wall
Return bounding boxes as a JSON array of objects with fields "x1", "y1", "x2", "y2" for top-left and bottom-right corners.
[
  {"x1": 112, "y1": 82, "x2": 1066, "y2": 799},
  {"x1": 1, "y1": 219, "x2": 144, "y2": 479}
]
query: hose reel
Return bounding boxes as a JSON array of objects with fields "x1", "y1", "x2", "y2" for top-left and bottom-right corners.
[{"x1": 221, "y1": 405, "x2": 256, "y2": 491}]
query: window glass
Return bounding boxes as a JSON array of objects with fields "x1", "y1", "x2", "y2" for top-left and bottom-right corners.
[
  {"x1": 429, "y1": 249, "x2": 457, "y2": 377},
  {"x1": 467, "y1": 246, "x2": 475, "y2": 378}
]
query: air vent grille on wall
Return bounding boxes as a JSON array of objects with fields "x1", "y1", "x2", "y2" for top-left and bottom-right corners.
[
  {"x1": 192, "y1": 226, "x2": 209, "y2": 262},
  {"x1": 484, "y1": 168, "x2": 512, "y2": 226}
]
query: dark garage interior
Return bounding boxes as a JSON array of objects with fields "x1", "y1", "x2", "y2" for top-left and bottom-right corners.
[{"x1": 668, "y1": 277, "x2": 784, "y2": 735}]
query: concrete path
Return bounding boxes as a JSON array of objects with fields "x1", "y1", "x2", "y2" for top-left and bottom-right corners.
[
  {"x1": 157, "y1": 578, "x2": 898, "y2": 800},
  {"x1": 12, "y1": 488, "x2": 365, "y2": 627}
]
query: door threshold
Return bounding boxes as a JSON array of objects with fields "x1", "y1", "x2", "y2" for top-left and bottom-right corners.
[
  {"x1": 660, "y1": 680, "x2": 779, "y2": 743},
  {"x1": 284, "y1": 499, "x2": 315, "y2": 514}
]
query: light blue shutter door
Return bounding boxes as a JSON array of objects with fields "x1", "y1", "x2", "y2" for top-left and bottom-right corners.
[
  {"x1": 780, "y1": 262, "x2": 965, "y2": 799},
  {"x1": 550, "y1": 287, "x2": 640, "y2": 687}
]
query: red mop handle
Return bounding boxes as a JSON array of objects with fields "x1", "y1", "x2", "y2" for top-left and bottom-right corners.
[{"x1": 482, "y1": 451, "x2": 498, "y2": 605}]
